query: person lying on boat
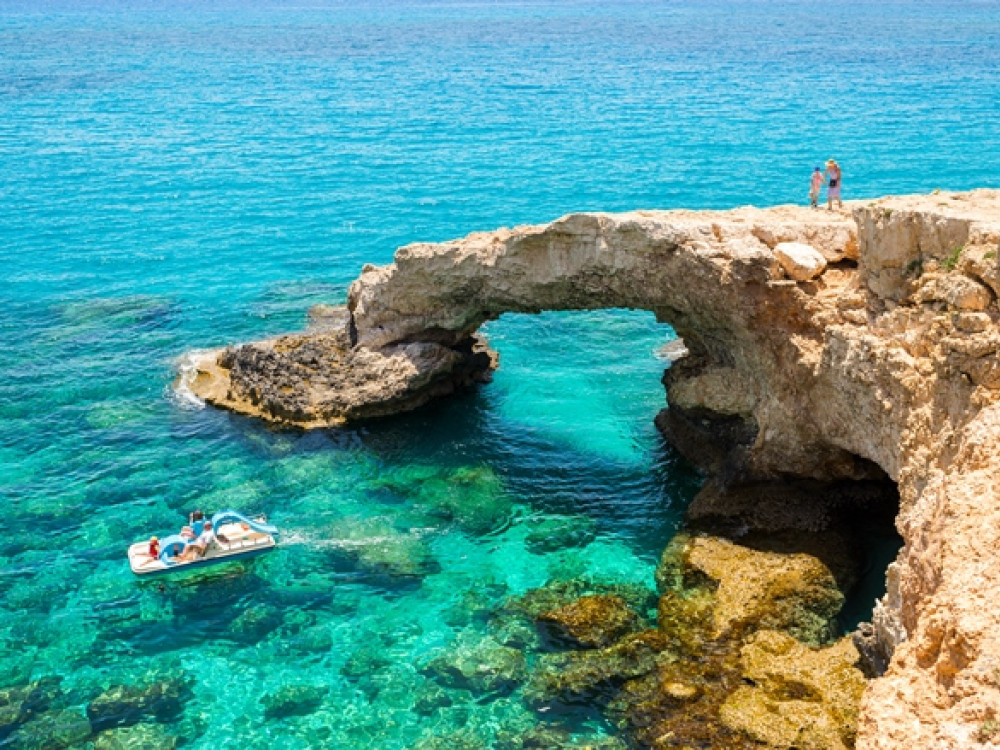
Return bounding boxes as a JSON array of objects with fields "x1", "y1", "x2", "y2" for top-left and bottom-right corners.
[
  {"x1": 176, "y1": 521, "x2": 216, "y2": 562},
  {"x1": 180, "y1": 510, "x2": 206, "y2": 540}
]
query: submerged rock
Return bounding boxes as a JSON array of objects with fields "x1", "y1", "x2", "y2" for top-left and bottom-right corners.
[
  {"x1": 229, "y1": 604, "x2": 285, "y2": 643},
  {"x1": 525, "y1": 631, "x2": 669, "y2": 708},
  {"x1": 406, "y1": 465, "x2": 513, "y2": 536},
  {"x1": 495, "y1": 724, "x2": 629, "y2": 750},
  {"x1": 286, "y1": 624, "x2": 334, "y2": 655},
  {"x1": 503, "y1": 579, "x2": 656, "y2": 623},
  {"x1": 260, "y1": 685, "x2": 328, "y2": 720},
  {"x1": 93, "y1": 723, "x2": 179, "y2": 750},
  {"x1": 412, "y1": 730, "x2": 487, "y2": 750},
  {"x1": 7, "y1": 709, "x2": 91, "y2": 750},
  {"x1": 655, "y1": 586, "x2": 718, "y2": 655},
  {"x1": 0, "y1": 677, "x2": 63, "y2": 739},
  {"x1": 442, "y1": 583, "x2": 509, "y2": 629},
  {"x1": 341, "y1": 641, "x2": 394, "y2": 679},
  {"x1": 412, "y1": 684, "x2": 453, "y2": 715},
  {"x1": 488, "y1": 613, "x2": 542, "y2": 651},
  {"x1": 495, "y1": 725, "x2": 572, "y2": 750},
  {"x1": 538, "y1": 595, "x2": 641, "y2": 649},
  {"x1": 524, "y1": 515, "x2": 597, "y2": 554},
  {"x1": 323, "y1": 516, "x2": 439, "y2": 579},
  {"x1": 86, "y1": 678, "x2": 193, "y2": 732},
  {"x1": 422, "y1": 632, "x2": 527, "y2": 696}
]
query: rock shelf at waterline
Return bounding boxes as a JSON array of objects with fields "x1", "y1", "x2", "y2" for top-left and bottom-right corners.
[{"x1": 181, "y1": 190, "x2": 1000, "y2": 748}]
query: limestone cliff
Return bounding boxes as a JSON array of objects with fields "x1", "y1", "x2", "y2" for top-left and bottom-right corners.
[{"x1": 181, "y1": 189, "x2": 1000, "y2": 748}]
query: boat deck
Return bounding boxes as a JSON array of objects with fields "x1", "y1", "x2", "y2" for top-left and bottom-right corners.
[{"x1": 128, "y1": 521, "x2": 276, "y2": 575}]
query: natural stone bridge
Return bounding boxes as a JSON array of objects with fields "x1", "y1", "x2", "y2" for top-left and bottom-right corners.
[{"x1": 183, "y1": 190, "x2": 1000, "y2": 748}]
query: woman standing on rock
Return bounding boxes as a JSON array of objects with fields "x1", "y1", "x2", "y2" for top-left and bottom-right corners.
[{"x1": 825, "y1": 159, "x2": 843, "y2": 210}]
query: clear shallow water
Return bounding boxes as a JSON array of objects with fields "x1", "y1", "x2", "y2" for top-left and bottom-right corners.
[{"x1": 0, "y1": 1, "x2": 997, "y2": 747}]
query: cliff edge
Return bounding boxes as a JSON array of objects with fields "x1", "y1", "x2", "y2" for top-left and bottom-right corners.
[{"x1": 181, "y1": 189, "x2": 1000, "y2": 748}]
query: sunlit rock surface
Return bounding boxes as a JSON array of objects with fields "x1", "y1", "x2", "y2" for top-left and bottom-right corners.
[
  {"x1": 721, "y1": 630, "x2": 867, "y2": 750},
  {"x1": 537, "y1": 594, "x2": 642, "y2": 649}
]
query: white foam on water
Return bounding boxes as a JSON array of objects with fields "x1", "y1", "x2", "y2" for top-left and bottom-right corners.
[
  {"x1": 169, "y1": 350, "x2": 214, "y2": 410},
  {"x1": 278, "y1": 528, "x2": 433, "y2": 550}
]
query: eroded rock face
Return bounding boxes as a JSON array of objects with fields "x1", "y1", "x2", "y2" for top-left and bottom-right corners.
[
  {"x1": 178, "y1": 190, "x2": 1000, "y2": 747},
  {"x1": 659, "y1": 534, "x2": 845, "y2": 646},
  {"x1": 721, "y1": 630, "x2": 867, "y2": 750}
]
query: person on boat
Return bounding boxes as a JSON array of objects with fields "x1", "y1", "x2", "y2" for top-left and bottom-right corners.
[
  {"x1": 176, "y1": 521, "x2": 216, "y2": 562},
  {"x1": 139, "y1": 536, "x2": 161, "y2": 567},
  {"x1": 180, "y1": 510, "x2": 206, "y2": 540}
]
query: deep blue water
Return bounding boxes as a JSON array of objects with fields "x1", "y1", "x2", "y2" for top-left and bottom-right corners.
[{"x1": 1, "y1": 1, "x2": 998, "y2": 747}]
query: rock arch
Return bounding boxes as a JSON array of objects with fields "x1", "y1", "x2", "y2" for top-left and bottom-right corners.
[{"x1": 184, "y1": 190, "x2": 1000, "y2": 748}]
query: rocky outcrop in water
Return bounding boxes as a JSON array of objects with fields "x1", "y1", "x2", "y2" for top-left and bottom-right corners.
[
  {"x1": 181, "y1": 189, "x2": 1000, "y2": 748},
  {"x1": 181, "y1": 306, "x2": 495, "y2": 428},
  {"x1": 722, "y1": 630, "x2": 867, "y2": 750},
  {"x1": 519, "y1": 524, "x2": 864, "y2": 750}
]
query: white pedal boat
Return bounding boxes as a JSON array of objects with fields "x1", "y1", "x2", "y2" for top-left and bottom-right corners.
[{"x1": 128, "y1": 510, "x2": 278, "y2": 575}]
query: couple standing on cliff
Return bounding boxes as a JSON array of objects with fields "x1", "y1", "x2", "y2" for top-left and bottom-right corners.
[{"x1": 809, "y1": 159, "x2": 843, "y2": 210}]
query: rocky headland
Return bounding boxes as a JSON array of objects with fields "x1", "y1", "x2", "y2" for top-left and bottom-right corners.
[{"x1": 181, "y1": 189, "x2": 1000, "y2": 748}]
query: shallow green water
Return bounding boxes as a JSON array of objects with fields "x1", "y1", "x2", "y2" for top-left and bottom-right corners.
[{"x1": 0, "y1": 301, "x2": 699, "y2": 747}]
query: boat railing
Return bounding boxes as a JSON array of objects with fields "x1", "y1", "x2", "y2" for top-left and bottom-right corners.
[
  {"x1": 211, "y1": 509, "x2": 279, "y2": 537},
  {"x1": 216, "y1": 534, "x2": 271, "y2": 553}
]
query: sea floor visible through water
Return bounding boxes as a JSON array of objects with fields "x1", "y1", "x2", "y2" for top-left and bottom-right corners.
[
  {"x1": 2, "y1": 0, "x2": 997, "y2": 747},
  {"x1": 2, "y1": 304, "x2": 711, "y2": 749}
]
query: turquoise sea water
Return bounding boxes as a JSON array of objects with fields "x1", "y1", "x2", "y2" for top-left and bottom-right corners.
[{"x1": 1, "y1": 1, "x2": 998, "y2": 747}]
